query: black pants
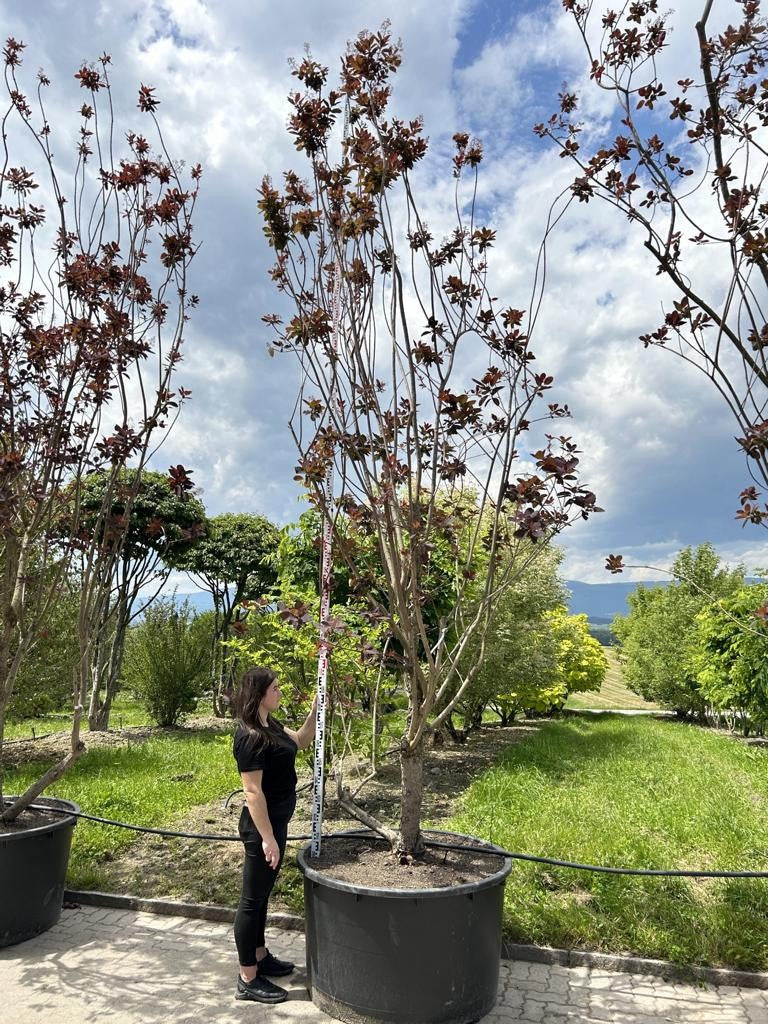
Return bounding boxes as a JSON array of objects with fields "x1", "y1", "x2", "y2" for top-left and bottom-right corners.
[{"x1": 234, "y1": 814, "x2": 291, "y2": 967}]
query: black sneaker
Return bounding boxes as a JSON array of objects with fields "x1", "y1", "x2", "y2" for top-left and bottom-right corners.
[
  {"x1": 257, "y1": 949, "x2": 295, "y2": 977},
  {"x1": 235, "y1": 974, "x2": 287, "y2": 1003}
]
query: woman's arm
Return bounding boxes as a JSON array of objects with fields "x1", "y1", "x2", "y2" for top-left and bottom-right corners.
[
  {"x1": 284, "y1": 695, "x2": 318, "y2": 750},
  {"x1": 240, "y1": 770, "x2": 280, "y2": 868}
]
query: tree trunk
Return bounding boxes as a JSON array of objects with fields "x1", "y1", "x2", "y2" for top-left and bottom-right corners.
[
  {"x1": 87, "y1": 587, "x2": 122, "y2": 731},
  {"x1": 87, "y1": 648, "x2": 109, "y2": 731},
  {"x1": 443, "y1": 711, "x2": 469, "y2": 744},
  {"x1": 210, "y1": 601, "x2": 234, "y2": 717},
  {"x1": 1, "y1": 737, "x2": 86, "y2": 822},
  {"x1": 91, "y1": 607, "x2": 130, "y2": 730},
  {"x1": 216, "y1": 645, "x2": 240, "y2": 717},
  {"x1": 91, "y1": 668, "x2": 118, "y2": 731},
  {"x1": 0, "y1": 531, "x2": 23, "y2": 808},
  {"x1": 398, "y1": 735, "x2": 426, "y2": 858},
  {"x1": 212, "y1": 676, "x2": 225, "y2": 717},
  {"x1": 430, "y1": 725, "x2": 447, "y2": 746}
]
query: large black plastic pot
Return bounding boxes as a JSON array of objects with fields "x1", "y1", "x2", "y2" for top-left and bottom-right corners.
[
  {"x1": 0, "y1": 796, "x2": 79, "y2": 947},
  {"x1": 297, "y1": 830, "x2": 512, "y2": 1024}
]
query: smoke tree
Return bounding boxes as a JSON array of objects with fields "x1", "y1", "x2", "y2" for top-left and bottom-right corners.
[
  {"x1": 259, "y1": 28, "x2": 600, "y2": 856},
  {"x1": 0, "y1": 41, "x2": 201, "y2": 820},
  {"x1": 537, "y1": 0, "x2": 768, "y2": 525}
]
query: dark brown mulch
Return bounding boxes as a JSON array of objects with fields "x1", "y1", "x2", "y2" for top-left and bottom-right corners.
[
  {"x1": 306, "y1": 833, "x2": 505, "y2": 889},
  {"x1": 0, "y1": 803, "x2": 62, "y2": 835},
  {"x1": 1, "y1": 714, "x2": 232, "y2": 770}
]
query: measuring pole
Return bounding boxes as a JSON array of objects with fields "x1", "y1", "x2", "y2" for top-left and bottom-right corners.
[
  {"x1": 310, "y1": 99, "x2": 350, "y2": 858},
  {"x1": 310, "y1": 251, "x2": 343, "y2": 858}
]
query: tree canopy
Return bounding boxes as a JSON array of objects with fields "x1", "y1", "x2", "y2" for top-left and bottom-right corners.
[
  {"x1": 540, "y1": 0, "x2": 768, "y2": 524},
  {"x1": 613, "y1": 544, "x2": 744, "y2": 714},
  {"x1": 259, "y1": 27, "x2": 601, "y2": 854}
]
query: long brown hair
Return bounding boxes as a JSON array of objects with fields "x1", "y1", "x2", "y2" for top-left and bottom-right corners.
[{"x1": 233, "y1": 666, "x2": 285, "y2": 749}]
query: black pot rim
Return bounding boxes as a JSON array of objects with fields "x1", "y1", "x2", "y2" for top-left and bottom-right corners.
[
  {"x1": 0, "y1": 796, "x2": 80, "y2": 842},
  {"x1": 297, "y1": 828, "x2": 512, "y2": 899}
]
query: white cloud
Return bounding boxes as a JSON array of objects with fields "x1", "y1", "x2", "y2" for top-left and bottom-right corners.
[{"x1": 0, "y1": 0, "x2": 763, "y2": 584}]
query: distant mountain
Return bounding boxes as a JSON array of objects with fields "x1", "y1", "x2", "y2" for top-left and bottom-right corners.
[
  {"x1": 174, "y1": 590, "x2": 214, "y2": 615},
  {"x1": 175, "y1": 583, "x2": 657, "y2": 623},
  {"x1": 172, "y1": 578, "x2": 747, "y2": 626},
  {"x1": 564, "y1": 580, "x2": 666, "y2": 622}
]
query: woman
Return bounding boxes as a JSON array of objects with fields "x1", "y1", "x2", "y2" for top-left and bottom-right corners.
[{"x1": 232, "y1": 665, "x2": 316, "y2": 1004}]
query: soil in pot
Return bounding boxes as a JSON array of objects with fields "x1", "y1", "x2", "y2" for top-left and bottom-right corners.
[
  {"x1": 300, "y1": 831, "x2": 512, "y2": 1024},
  {"x1": 308, "y1": 832, "x2": 504, "y2": 888},
  {"x1": 0, "y1": 803, "x2": 63, "y2": 833}
]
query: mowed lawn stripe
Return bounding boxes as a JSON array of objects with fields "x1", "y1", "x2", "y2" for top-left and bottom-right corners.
[{"x1": 566, "y1": 647, "x2": 659, "y2": 710}]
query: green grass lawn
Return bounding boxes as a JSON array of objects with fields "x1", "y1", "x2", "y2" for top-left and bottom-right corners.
[
  {"x1": 7, "y1": 700, "x2": 768, "y2": 971},
  {"x1": 4, "y1": 693, "x2": 152, "y2": 740},
  {"x1": 3, "y1": 730, "x2": 240, "y2": 890},
  {"x1": 565, "y1": 647, "x2": 659, "y2": 710},
  {"x1": 450, "y1": 715, "x2": 768, "y2": 970}
]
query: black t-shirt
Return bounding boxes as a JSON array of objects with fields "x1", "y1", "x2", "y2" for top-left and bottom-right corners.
[{"x1": 233, "y1": 721, "x2": 298, "y2": 829}]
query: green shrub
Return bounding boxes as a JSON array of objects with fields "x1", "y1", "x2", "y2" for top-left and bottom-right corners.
[
  {"x1": 452, "y1": 545, "x2": 566, "y2": 727},
  {"x1": 691, "y1": 582, "x2": 768, "y2": 735},
  {"x1": 122, "y1": 598, "x2": 211, "y2": 726},
  {"x1": 612, "y1": 544, "x2": 743, "y2": 716},
  {"x1": 545, "y1": 608, "x2": 608, "y2": 708}
]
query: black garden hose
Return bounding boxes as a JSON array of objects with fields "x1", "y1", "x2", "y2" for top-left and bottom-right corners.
[{"x1": 13, "y1": 801, "x2": 768, "y2": 879}]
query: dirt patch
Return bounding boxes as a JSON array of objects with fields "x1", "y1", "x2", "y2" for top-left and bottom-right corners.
[
  {"x1": 86, "y1": 721, "x2": 536, "y2": 911},
  {"x1": 307, "y1": 833, "x2": 505, "y2": 889},
  {"x1": 1, "y1": 714, "x2": 232, "y2": 770}
]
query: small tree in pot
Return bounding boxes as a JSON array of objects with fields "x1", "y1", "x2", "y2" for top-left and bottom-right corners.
[
  {"x1": 0, "y1": 39, "x2": 201, "y2": 829},
  {"x1": 259, "y1": 26, "x2": 601, "y2": 861}
]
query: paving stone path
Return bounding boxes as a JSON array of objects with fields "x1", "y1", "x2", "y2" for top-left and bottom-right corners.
[
  {"x1": 1, "y1": 904, "x2": 766, "y2": 1023},
  {"x1": 489, "y1": 960, "x2": 768, "y2": 1023}
]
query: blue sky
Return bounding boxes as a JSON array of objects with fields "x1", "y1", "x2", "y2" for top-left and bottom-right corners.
[{"x1": 3, "y1": 0, "x2": 764, "y2": 583}]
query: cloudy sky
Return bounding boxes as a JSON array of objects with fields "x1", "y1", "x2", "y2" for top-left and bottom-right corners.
[{"x1": 3, "y1": 0, "x2": 765, "y2": 583}]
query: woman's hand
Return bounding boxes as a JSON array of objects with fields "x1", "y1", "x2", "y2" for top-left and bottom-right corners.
[
  {"x1": 262, "y1": 836, "x2": 280, "y2": 869},
  {"x1": 293, "y1": 694, "x2": 319, "y2": 749}
]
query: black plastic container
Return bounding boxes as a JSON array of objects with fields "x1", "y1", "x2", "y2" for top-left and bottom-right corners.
[
  {"x1": 297, "y1": 830, "x2": 512, "y2": 1024},
  {"x1": 0, "y1": 796, "x2": 79, "y2": 947}
]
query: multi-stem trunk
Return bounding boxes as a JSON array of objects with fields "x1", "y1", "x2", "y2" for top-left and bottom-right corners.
[
  {"x1": 210, "y1": 601, "x2": 230, "y2": 716},
  {"x1": 213, "y1": 608, "x2": 240, "y2": 716},
  {"x1": 88, "y1": 599, "x2": 129, "y2": 731}
]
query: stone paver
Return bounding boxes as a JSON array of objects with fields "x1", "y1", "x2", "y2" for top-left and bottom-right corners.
[
  {"x1": 1, "y1": 905, "x2": 767, "y2": 1023},
  {"x1": 485, "y1": 962, "x2": 768, "y2": 1024}
]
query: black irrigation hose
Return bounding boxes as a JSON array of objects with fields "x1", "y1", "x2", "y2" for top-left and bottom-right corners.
[
  {"x1": 49, "y1": 807, "x2": 244, "y2": 842},
  {"x1": 17, "y1": 802, "x2": 768, "y2": 879},
  {"x1": 426, "y1": 839, "x2": 768, "y2": 879}
]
